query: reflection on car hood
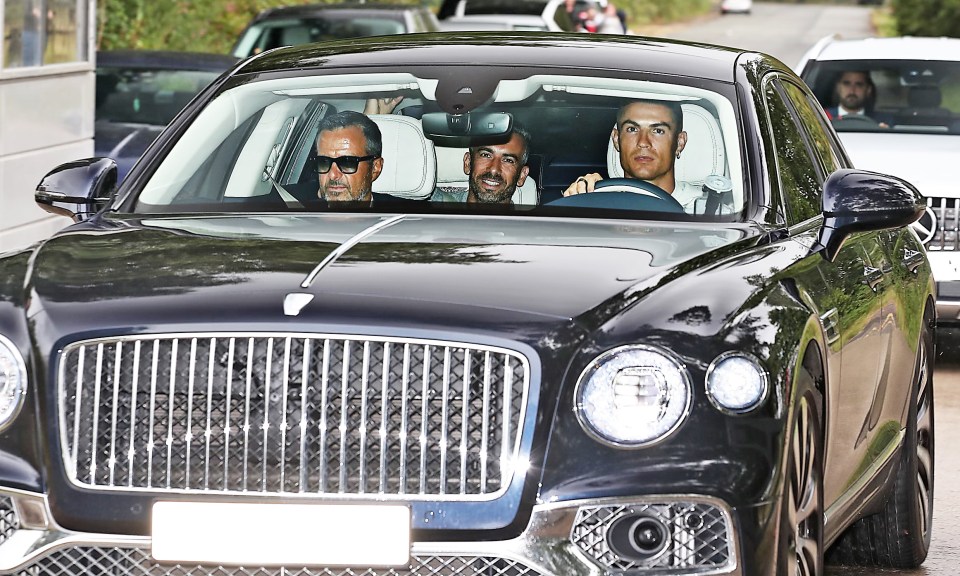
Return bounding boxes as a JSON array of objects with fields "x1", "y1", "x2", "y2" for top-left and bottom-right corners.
[
  {"x1": 30, "y1": 214, "x2": 750, "y2": 335},
  {"x1": 94, "y1": 121, "x2": 165, "y2": 182},
  {"x1": 838, "y1": 132, "x2": 960, "y2": 198}
]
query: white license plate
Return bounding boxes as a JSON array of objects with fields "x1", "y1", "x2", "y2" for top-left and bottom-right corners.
[{"x1": 152, "y1": 501, "x2": 410, "y2": 567}]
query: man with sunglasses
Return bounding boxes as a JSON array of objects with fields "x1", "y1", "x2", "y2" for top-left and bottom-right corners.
[{"x1": 316, "y1": 111, "x2": 384, "y2": 203}]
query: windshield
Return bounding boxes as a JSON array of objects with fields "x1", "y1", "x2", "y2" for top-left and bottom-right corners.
[
  {"x1": 128, "y1": 68, "x2": 746, "y2": 222},
  {"x1": 802, "y1": 59, "x2": 960, "y2": 135}
]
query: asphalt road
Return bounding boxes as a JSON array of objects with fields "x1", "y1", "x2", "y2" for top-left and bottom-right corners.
[
  {"x1": 637, "y1": 3, "x2": 956, "y2": 573},
  {"x1": 633, "y1": 1, "x2": 875, "y2": 71}
]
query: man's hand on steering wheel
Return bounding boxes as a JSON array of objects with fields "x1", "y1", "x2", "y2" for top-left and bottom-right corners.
[{"x1": 563, "y1": 173, "x2": 604, "y2": 196}]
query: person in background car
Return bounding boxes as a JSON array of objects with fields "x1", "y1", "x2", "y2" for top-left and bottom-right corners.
[
  {"x1": 825, "y1": 70, "x2": 890, "y2": 127},
  {"x1": 315, "y1": 111, "x2": 384, "y2": 203},
  {"x1": 596, "y1": 4, "x2": 626, "y2": 34}
]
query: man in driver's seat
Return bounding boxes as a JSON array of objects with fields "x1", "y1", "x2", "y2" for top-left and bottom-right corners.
[
  {"x1": 562, "y1": 100, "x2": 711, "y2": 213},
  {"x1": 824, "y1": 71, "x2": 890, "y2": 128}
]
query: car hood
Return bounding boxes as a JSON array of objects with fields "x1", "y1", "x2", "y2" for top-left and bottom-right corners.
[
  {"x1": 94, "y1": 121, "x2": 165, "y2": 181},
  {"x1": 838, "y1": 132, "x2": 960, "y2": 197},
  {"x1": 29, "y1": 213, "x2": 751, "y2": 339}
]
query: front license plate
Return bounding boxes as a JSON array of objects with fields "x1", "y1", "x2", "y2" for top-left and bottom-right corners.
[{"x1": 152, "y1": 501, "x2": 410, "y2": 567}]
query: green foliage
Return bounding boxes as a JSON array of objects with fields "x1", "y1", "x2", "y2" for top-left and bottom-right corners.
[
  {"x1": 891, "y1": 0, "x2": 960, "y2": 38},
  {"x1": 616, "y1": 0, "x2": 714, "y2": 28},
  {"x1": 97, "y1": 0, "x2": 426, "y2": 53}
]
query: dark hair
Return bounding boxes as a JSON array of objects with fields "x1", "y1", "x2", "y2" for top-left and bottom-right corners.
[
  {"x1": 317, "y1": 110, "x2": 382, "y2": 157},
  {"x1": 617, "y1": 99, "x2": 684, "y2": 134},
  {"x1": 469, "y1": 124, "x2": 532, "y2": 166}
]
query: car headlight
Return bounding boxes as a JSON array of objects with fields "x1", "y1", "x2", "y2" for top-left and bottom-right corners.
[
  {"x1": 575, "y1": 345, "x2": 691, "y2": 447},
  {"x1": 0, "y1": 335, "x2": 25, "y2": 430},
  {"x1": 705, "y1": 351, "x2": 768, "y2": 414}
]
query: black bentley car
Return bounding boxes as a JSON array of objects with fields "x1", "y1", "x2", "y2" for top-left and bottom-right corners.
[{"x1": 0, "y1": 33, "x2": 935, "y2": 576}]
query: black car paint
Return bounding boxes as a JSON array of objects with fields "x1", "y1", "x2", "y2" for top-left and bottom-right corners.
[{"x1": 6, "y1": 34, "x2": 936, "y2": 575}]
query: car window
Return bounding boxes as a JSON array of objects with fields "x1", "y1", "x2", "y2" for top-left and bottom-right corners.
[
  {"x1": 779, "y1": 80, "x2": 845, "y2": 177},
  {"x1": 235, "y1": 16, "x2": 407, "y2": 57},
  {"x1": 96, "y1": 67, "x2": 223, "y2": 126},
  {"x1": 130, "y1": 70, "x2": 746, "y2": 221},
  {"x1": 801, "y1": 59, "x2": 960, "y2": 135},
  {"x1": 762, "y1": 78, "x2": 822, "y2": 225}
]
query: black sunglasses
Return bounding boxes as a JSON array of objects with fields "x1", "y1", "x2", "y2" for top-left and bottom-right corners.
[{"x1": 316, "y1": 155, "x2": 378, "y2": 175}]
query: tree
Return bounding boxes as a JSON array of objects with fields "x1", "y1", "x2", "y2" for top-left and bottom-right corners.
[{"x1": 892, "y1": 0, "x2": 960, "y2": 38}]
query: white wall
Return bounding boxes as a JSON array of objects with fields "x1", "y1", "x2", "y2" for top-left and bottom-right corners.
[{"x1": 0, "y1": 69, "x2": 93, "y2": 252}]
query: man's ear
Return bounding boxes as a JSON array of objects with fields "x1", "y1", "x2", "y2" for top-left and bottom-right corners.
[
  {"x1": 463, "y1": 151, "x2": 471, "y2": 175},
  {"x1": 611, "y1": 125, "x2": 621, "y2": 152},
  {"x1": 676, "y1": 131, "x2": 688, "y2": 156},
  {"x1": 517, "y1": 165, "x2": 530, "y2": 187},
  {"x1": 370, "y1": 156, "x2": 384, "y2": 181}
]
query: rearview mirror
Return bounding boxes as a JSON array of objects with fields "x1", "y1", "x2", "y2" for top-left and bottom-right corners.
[{"x1": 421, "y1": 111, "x2": 513, "y2": 147}]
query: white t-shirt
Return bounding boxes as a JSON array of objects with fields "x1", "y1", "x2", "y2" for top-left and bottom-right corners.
[{"x1": 674, "y1": 181, "x2": 735, "y2": 215}]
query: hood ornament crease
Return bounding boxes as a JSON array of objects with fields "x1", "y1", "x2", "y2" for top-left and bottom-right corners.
[{"x1": 284, "y1": 214, "x2": 406, "y2": 317}]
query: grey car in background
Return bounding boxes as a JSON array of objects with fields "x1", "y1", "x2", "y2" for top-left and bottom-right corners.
[
  {"x1": 96, "y1": 50, "x2": 238, "y2": 182},
  {"x1": 231, "y1": 3, "x2": 441, "y2": 58}
]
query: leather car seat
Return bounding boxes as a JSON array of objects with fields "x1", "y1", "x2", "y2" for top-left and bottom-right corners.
[
  {"x1": 369, "y1": 114, "x2": 437, "y2": 200},
  {"x1": 906, "y1": 85, "x2": 951, "y2": 117}
]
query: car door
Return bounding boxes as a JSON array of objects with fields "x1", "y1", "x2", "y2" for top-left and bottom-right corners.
[{"x1": 762, "y1": 75, "x2": 888, "y2": 510}]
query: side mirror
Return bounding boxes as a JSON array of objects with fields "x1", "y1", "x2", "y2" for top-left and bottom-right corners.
[
  {"x1": 35, "y1": 158, "x2": 117, "y2": 222},
  {"x1": 817, "y1": 168, "x2": 925, "y2": 262}
]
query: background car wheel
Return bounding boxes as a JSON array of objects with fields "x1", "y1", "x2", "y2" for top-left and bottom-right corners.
[
  {"x1": 828, "y1": 309, "x2": 935, "y2": 567},
  {"x1": 782, "y1": 364, "x2": 825, "y2": 576}
]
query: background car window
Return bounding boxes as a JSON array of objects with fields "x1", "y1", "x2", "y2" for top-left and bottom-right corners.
[
  {"x1": 96, "y1": 68, "x2": 223, "y2": 126},
  {"x1": 779, "y1": 80, "x2": 845, "y2": 177},
  {"x1": 763, "y1": 78, "x2": 822, "y2": 225},
  {"x1": 801, "y1": 59, "x2": 960, "y2": 135}
]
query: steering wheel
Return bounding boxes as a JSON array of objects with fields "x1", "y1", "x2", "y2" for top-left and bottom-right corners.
[
  {"x1": 831, "y1": 115, "x2": 881, "y2": 129},
  {"x1": 595, "y1": 178, "x2": 685, "y2": 211},
  {"x1": 547, "y1": 177, "x2": 685, "y2": 213}
]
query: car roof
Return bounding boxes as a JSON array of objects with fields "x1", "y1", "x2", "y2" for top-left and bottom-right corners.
[
  {"x1": 805, "y1": 36, "x2": 960, "y2": 63},
  {"x1": 96, "y1": 50, "x2": 239, "y2": 71},
  {"x1": 238, "y1": 33, "x2": 745, "y2": 82}
]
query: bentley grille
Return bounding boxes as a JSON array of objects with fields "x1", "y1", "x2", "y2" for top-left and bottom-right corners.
[{"x1": 58, "y1": 334, "x2": 529, "y2": 498}]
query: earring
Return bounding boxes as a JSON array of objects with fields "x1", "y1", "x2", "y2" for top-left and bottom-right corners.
[{"x1": 676, "y1": 153, "x2": 681, "y2": 159}]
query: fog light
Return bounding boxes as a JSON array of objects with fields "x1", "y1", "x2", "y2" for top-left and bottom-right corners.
[
  {"x1": 607, "y1": 513, "x2": 669, "y2": 562},
  {"x1": 705, "y1": 351, "x2": 767, "y2": 414}
]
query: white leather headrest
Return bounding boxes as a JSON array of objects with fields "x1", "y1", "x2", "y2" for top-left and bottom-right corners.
[
  {"x1": 370, "y1": 115, "x2": 436, "y2": 200},
  {"x1": 436, "y1": 146, "x2": 469, "y2": 185},
  {"x1": 607, "y1": 104, "x2": 726, "y2": 185},
  {"x1": 434, "y1": 145, "x2": 538, "y2": 205}
]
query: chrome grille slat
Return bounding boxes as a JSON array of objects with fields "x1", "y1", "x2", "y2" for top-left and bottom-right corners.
[
  {"x1": 927, "y1": 197, "x2": 960, "y2": 251},
  {"x1": 59, "y1": 333, "x2": 529, "y2": 500}
]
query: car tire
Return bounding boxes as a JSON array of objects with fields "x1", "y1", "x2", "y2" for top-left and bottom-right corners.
[
  {"x1": 781, "y1": 359, "x2": 824, "y2": 576},
  {"x1": 828, "y1": 309, "x2": 935, "y2": 567}
]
